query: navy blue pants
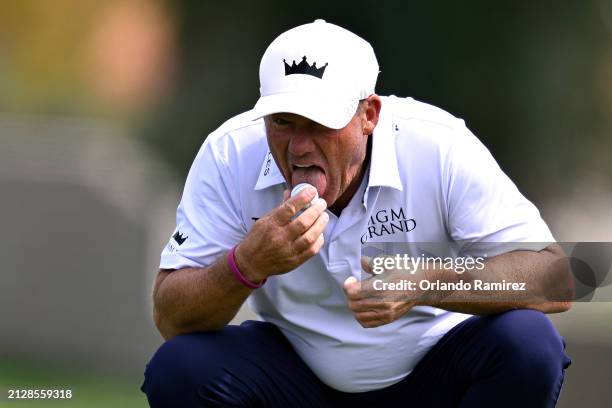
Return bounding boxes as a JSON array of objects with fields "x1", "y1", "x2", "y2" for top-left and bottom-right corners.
[{"x1": 141, "y1": 310, "x2": 571, "y2": 407}]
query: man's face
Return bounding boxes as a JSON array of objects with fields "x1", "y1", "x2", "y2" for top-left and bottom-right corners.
[{"x1": 264, "y1": 97, "x2": 380, "y2": 209}]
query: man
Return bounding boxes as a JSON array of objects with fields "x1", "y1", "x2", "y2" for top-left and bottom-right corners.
[{"x1": 142, "y1": 20, "x2": 572, "y2": 407}]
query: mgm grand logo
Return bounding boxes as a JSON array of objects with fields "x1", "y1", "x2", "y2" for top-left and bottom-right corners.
[{"x1": 361, "y1": 207, "x2": 416, "y2": 244}]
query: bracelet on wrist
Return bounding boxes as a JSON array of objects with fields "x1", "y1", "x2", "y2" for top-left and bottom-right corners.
[{"x1": 227, "y1": 245, "x2": 266, "y2": 289}]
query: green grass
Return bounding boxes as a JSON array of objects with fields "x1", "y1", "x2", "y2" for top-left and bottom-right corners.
[{"x1": 0, "y1": 358, "x2": 147, "y2": 408}]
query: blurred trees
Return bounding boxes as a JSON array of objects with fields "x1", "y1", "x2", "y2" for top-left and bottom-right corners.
[
  {"x1": 1, "y1": 0, "x2": 610, "y2": 200},
  {"x1": 0, "y1": 0, "x2": 176, "y2": 115}
]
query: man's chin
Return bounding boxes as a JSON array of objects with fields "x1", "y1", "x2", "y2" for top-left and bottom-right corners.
[{"x1": 320, "y1": 192, "x2": 334, "y2": 208}]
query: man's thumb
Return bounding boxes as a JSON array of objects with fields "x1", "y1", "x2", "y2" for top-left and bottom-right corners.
[{"x1": 344, "y1": 276, "x2": 358, "y2": 291}]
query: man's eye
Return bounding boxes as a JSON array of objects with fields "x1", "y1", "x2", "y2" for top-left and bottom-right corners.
[{"x1": 272, "y1": 118, "x2": 290, "y2": 126}]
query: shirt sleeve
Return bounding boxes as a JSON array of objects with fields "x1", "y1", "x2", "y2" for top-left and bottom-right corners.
[
  {"x1": 160, "y1": 136, "x2": 247, "y2": 269},
  {"x1": 444, "y1": 128, "x2": 554, "y2": 256}
]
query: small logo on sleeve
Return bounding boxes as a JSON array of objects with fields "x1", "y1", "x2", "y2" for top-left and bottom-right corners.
[{"x1": 173, "y1": 230, "x2": 188, "y2": 245}]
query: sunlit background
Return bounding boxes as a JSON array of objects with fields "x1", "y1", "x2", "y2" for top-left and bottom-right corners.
[{"x1": 1, "y1": 1, "x2": 611, "y2": 406}]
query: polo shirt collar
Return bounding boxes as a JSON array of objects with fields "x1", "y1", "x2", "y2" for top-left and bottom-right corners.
[
  {"x1": 366, "y1": 99, "x2": 403, "y2": 192},
  {"x1": 253, "y1": 98, "x2": 402, "y2": 192},
  {"x1": 254, "y1": 151, "x2": 286, "y2": 190}
]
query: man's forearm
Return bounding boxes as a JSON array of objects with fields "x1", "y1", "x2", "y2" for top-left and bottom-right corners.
[
  {"x1": 419, "y1": 245, "x2": 573, "y2": 315},
  {"x1": 153, "y1": 189, "x2": 328, "y2": 339},
  {"x1": 153, "y1": 253, "x2": 254, "y2": 339}
]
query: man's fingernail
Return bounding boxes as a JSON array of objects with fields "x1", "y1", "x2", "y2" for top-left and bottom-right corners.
[
  {"x1": 291, "y1": 183, "x2": 318, "y2": 199},
  {"x1": 305, "y1": 187, "x2": 316, "y2": 197},
  {"x1": 344, "y1": 276, "x2": 358, "y2": 286}
]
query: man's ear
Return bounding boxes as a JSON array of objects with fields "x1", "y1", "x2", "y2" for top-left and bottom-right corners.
[{"x1": 362, "y1": 94, "x2": 382, "y2": 135}]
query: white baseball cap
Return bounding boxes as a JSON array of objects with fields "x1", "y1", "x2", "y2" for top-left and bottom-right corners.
[{"x1": 253, "y1": 19, "x2": 379, "y2": 129}]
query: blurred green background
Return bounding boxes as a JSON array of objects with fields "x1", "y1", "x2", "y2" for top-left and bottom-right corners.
[{"x1": 1, "y1": 0, "x2": 611, "y2": 407}]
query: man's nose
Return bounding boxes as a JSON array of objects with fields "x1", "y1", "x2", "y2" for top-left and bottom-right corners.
[{"x1": 288, "y1": 131, "x2": 316, "y2": 156}]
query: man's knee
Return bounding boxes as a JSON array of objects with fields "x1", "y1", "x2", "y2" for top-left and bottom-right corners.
[
  {"x1": 142, "y1": 333, "x2": 215, "y2": 407},
  {"x1": 487, "y1": 309, "x2": 571, "y2": 385},
  {"x1": 142, "y1": 333, "x2": 249, "y2": 407},
  {"x1": 142, "y1": 323, "x2": 280, "y2": 407}
]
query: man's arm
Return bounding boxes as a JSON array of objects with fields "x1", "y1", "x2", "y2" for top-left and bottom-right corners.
[
  {"x1": 153, "y1": 188, "x2": 328, "y2": 339},
  {"x1": 344, "y1": 244, "x2": 573, "y2": 328},
  {"x1": 153, "y1": 262, "x2": 253, "y2": 340},
  {"x1": 421, "y1": 244, "x2": 573, "y2": 315}
]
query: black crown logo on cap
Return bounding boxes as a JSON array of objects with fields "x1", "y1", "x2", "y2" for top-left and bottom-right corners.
[{"x1": 283, "y1": 56, "x2": 328, "y2": 79}]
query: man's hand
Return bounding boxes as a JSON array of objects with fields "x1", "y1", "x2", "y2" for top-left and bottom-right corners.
[
  {"x1": 344, "y1": 246, "x2": 573, "y2": 319},
  {"x1": 235, "y1": 186, "x2": 329, "y2": 282},
  {"x1": 343, "y1": 256, "x2": 418, "y2": 328}
]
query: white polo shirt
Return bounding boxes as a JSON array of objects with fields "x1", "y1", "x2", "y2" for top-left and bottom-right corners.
[{"x1": 160, "y1": 96, "x2": 554, "y2": 392}]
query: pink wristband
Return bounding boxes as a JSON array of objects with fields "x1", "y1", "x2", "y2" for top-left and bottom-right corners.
[{"x1": 227, "y1": 245, "x2": 266, "y2": 289}]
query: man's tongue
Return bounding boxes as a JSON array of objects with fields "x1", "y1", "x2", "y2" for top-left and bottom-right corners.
[{"x1": 292, "y1": 166, "x2": 327, "y2": 195}]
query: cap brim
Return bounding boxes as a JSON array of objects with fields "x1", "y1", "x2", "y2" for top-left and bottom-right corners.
[{"x1": 252, "y1": 93, "x2": 358, "y2": 130}]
